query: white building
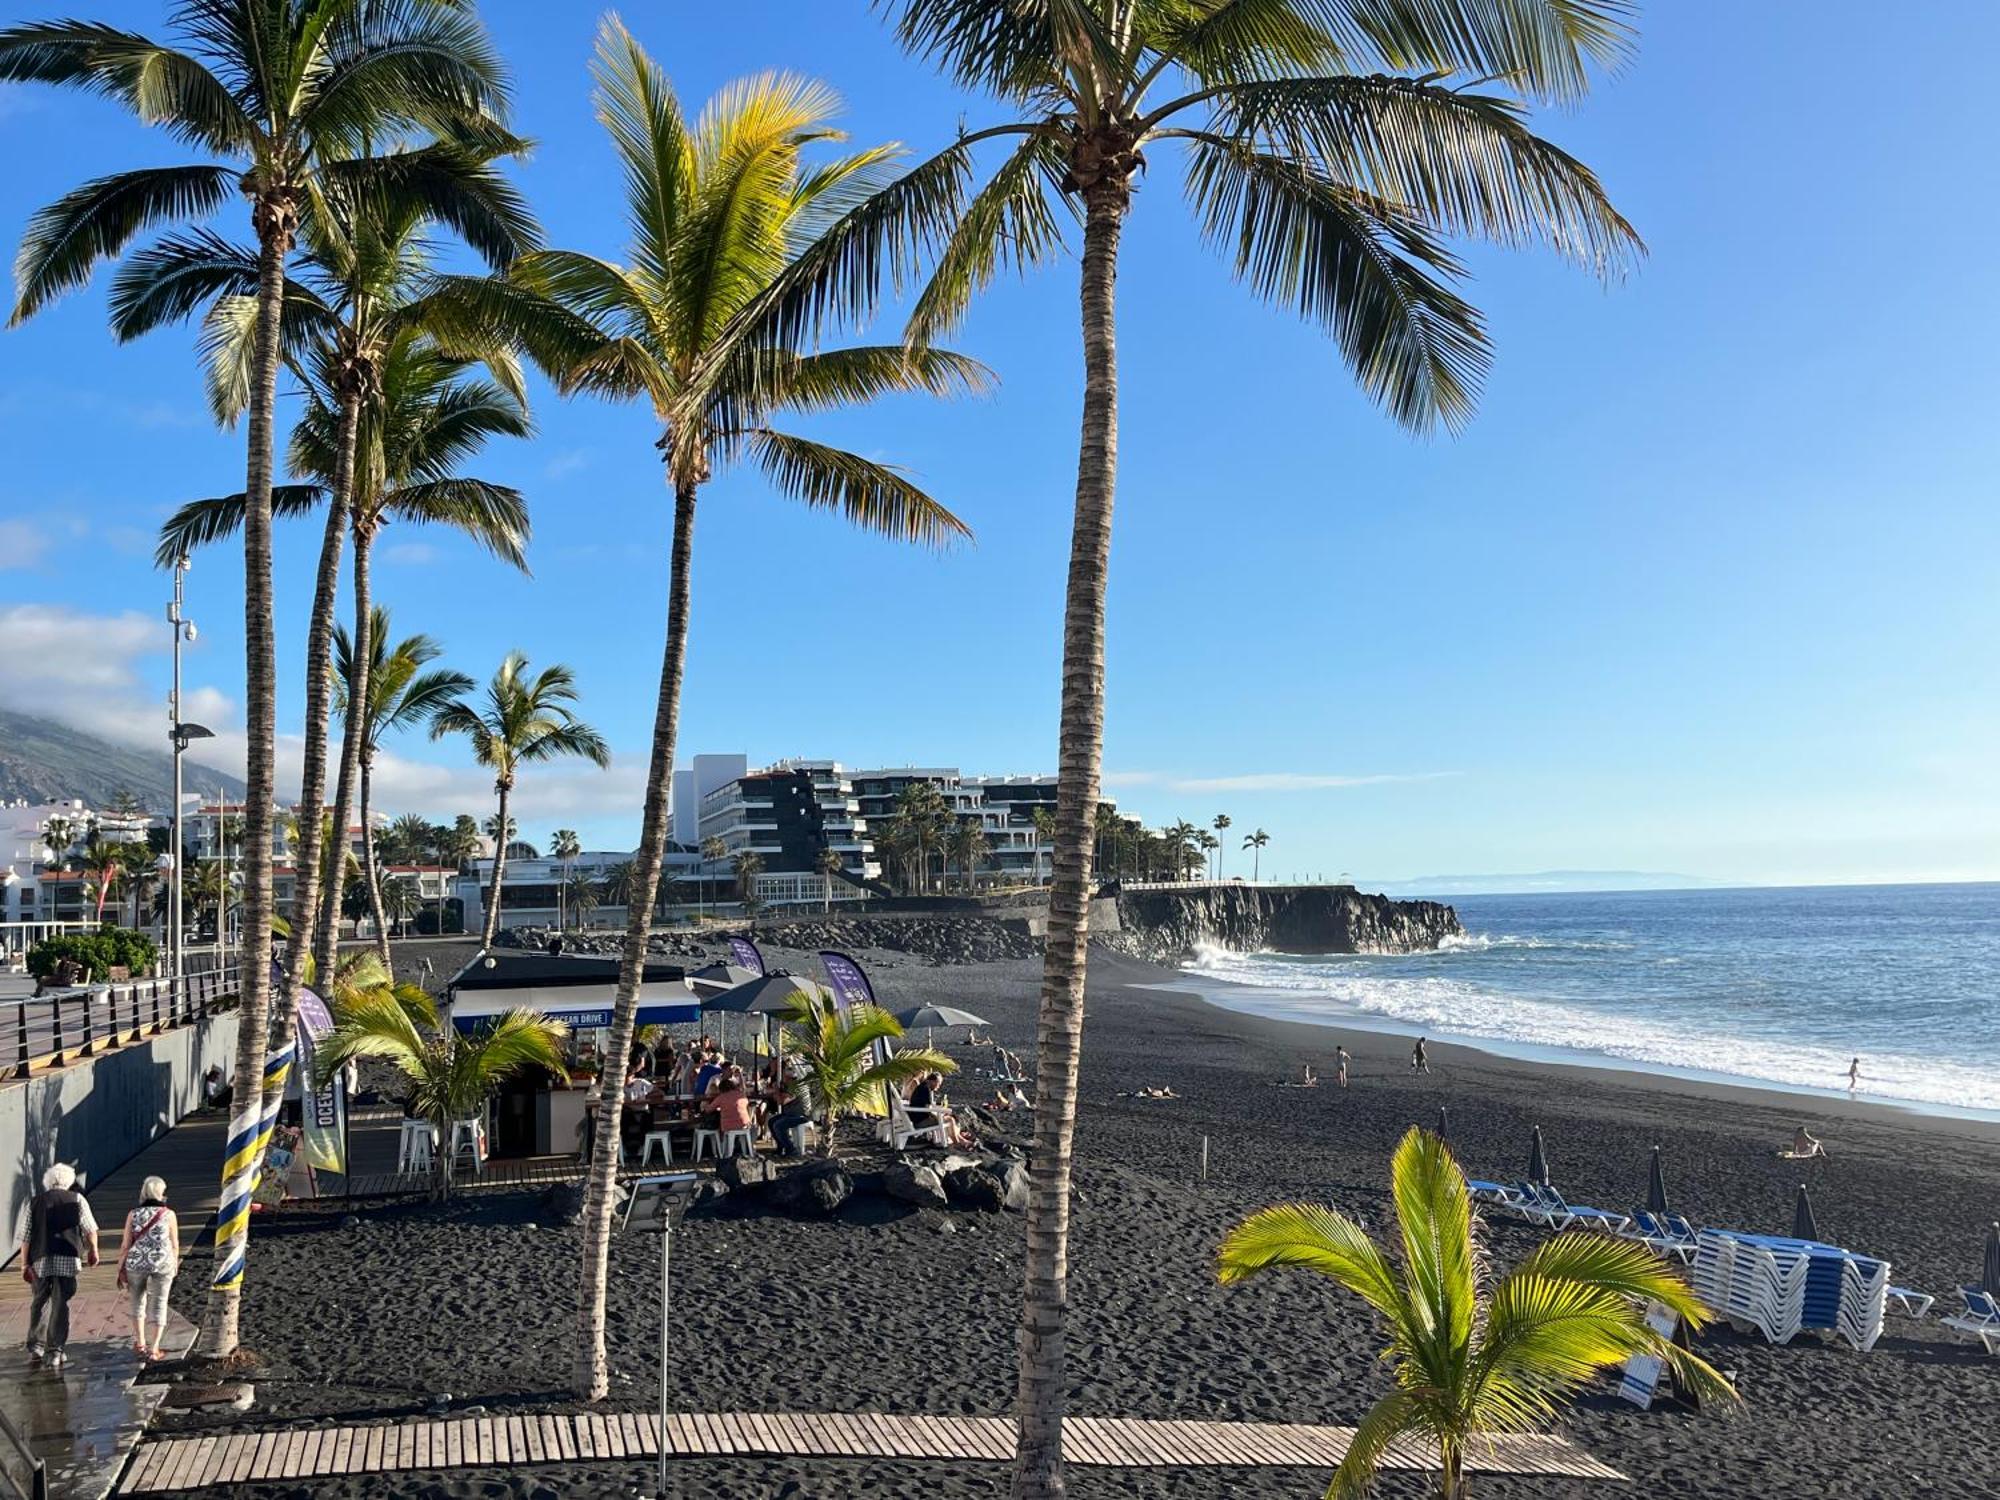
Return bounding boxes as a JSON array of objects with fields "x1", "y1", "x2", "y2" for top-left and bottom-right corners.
[{"x1": 670, "y1": 753, "x2": 747, "y2": 848}]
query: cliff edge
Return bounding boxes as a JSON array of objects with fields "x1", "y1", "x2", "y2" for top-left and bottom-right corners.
[{"x1": 1102, "y1": 883, "x2": 1461, "y2": 963}]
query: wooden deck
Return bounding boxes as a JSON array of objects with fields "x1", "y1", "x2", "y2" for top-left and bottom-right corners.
[{"x1": 116, "y1": 1412, "x2": 1625, "y2": 1491}]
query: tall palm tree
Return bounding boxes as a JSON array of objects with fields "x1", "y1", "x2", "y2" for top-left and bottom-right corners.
[
  {"x1": 814, "y1": 845, "x2": 846, "y2": 914},
  {"x1": 562, "y1": 868, "x2": 601, "y2": 932},
  {"x1": 1164, "y1": 819, "x2": 1201, "y2": 881},
  {"x1": 1242, "y1": 827, "x2": 1270, "y2": 883},
  {"x1": 430, "y1": 653, "x2": 609, "y2": 949},
  {"x1": 81, "y1": 835, "x2": 127, "y2": 924},
  {"x1": 132, "y1": 138, "x2": 535, "y2": 1094},
  {"x1": 0, "y1": 1, "x2": 514, "y2": 1356},
  {"x1": 1219, "y1": 1129, "x2": 1732, "y2": 1498},
  {"x1": 750, "y1": 4, "x2": 1642, "y2": 1485},
  {"x1": 1031, "y1": 805, "x2": 1056, "y2": 887},
  {"x1": 332, "y1": 609, "x2": 473, "y2": 966},
  {"x1": 732, "y1": 850, "x2": 767, "y2": 918},
  {"x1": 698, "y1": 835, "x2": 728, "y2": 921},
  {"x1": 951, "y1": 818, "x2": 990, "y2": 894},
  {"x1": 550, "y1": 829, "x2": 581, "y2": 929},
  {"x1": 1091, "y1": 803, "x2": 1119, "y2": 883},
  {"x1": 528, "y1": 22, "x2": 987, "y2": 1402},
  {"x1": 384, "y1": 812, "x2": 437, "y2": 865},
  {"x1": 314, "y1": 976, "x2": 568, "y2": 1198},
  {"x1": 779, "y1": 987, "x2": 954, "y2": 1154},
  {"x1": 599, "y1": 858, "x2": 639, "y2": 916},
  {"x1": 1211, "y1": 814, "x2": 1231, "y2": 880}
]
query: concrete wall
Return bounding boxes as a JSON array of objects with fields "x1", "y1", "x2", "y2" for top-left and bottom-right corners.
[{"x1": 1, "y1": 1010, "x2": 239, "y2": 1260}]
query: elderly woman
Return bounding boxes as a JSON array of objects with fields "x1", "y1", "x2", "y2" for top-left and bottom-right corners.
[{"x1": 116, "y1": 1176, "x2": 180, "y2": 1361}]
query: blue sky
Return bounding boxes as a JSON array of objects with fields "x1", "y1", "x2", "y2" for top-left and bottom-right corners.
[{"x1": 3, "y1": 2, "x2": 1998, "y2": 889}]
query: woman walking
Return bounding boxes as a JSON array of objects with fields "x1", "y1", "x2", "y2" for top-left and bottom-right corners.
[{"x1": 116, "y1": 1176, "x2": 180, "y2": 1361}]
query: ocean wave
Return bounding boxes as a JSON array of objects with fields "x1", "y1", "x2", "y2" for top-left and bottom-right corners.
[{"x1": 1177, "y1": 949, "x2": 2000, "y2": 1114}]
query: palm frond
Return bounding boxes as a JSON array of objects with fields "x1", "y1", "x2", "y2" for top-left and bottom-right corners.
[
  {"x1": 1215, "y1": 1202, "x2": 1405, "y2": 1321},
  {"x1": 1183, "y1": 138, "x2": 1485, "y2": 430},
  {"x1": 1326, "y1": 1387, "x2": 1424, "y2": 1500},
  {"x1": 904, "y1": 128, "x2": 1066, "y2": 345},
  {"x1": 750, "y1": 345, "x2": 996, "y2": 413},
  {"x1": 747, "y1": 429, "x2": 971, "y2": 549},
  {"x1": 383, "y1": 477, "x2": 531, "y2": 570},
  {"x1": 0, "y1": 21, "x2": 252, "y2": 152},
  {"x1": 10, "y1": 164, "x2": 236, "y2": 324},
  {"x1": 154, "y1": 485, "x2": 328, "y2": 566},
  {"x1": 590, "y1": 15, "x2": 695, "y2": 295},
  {"x1": 514, "y1": 718, "x2": 611, "y2": 770},
  {"x1": 1387, "y1": 1127, "x2": 1478, "y2": 1356},
  {"x1": 1343, "y1": 0, "x2": 1637, "y2": 105},
  {"x1": 321, "y1": 141, "x2": 541, "y2": 270},
  {"x1": 106, "y1": 228, "x2": 271, "y2": 341},
  {"x1": 299, "y1": 0, "x2": 512, "y2": 150}
]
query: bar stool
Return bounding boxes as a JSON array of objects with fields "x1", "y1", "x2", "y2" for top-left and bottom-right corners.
[
  {"x1": 640, "y1": 1129, "x2": 676, "y2": 1167},
  {"x1": 693, "y1": 1126, "x2": 754, "y2": 1161},
  {"x1": 448, "y1": 1118, "x2": 485, "y2": 1176},
  {"x1": 397, "y1": 1119, "x2": 435, "y2": 1175}
]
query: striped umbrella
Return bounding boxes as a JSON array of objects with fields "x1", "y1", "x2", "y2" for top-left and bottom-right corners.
[
  {"x1": 1791, "y1": 1183, "x2": 1820, "y2": 1243},
  {"x1": 1526, "y1": 1125, "x2": 1549, "y2": 1187},
  {"x1": 1981, "y1": 1222, "x2": 2000, "y2": 1298},
  {"x1": 1646, "y1": 1146, "x2": 1670, "y2": 1214}
]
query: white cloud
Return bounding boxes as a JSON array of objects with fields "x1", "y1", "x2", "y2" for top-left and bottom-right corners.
[
  {"x1": 1105, "y1": 769, "x2": 1461, "y2": 793},
  {"x1": 0, "y1": 519, "x2": 51, "y2": 569}
]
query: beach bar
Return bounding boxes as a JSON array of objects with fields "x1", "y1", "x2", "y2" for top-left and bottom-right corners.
[{"x1": 444, "y1": 950, "x2": 700, "y2": 1158}]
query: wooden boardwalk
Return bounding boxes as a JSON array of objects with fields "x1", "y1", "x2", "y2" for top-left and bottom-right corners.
[{"x1": 118, "y1": 1411, "x2": 1625, "y2": 1491}]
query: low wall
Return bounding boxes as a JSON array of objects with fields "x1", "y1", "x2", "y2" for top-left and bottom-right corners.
[{"x1": 1, "y1": 1010, "x2": 239, "y2": 1262}]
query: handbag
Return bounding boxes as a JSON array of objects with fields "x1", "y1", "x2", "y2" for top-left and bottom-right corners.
[{"x1": 116, "y1": 1207, "x2": 168, "y2": 1289}]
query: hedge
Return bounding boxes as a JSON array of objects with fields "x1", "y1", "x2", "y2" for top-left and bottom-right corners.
[{"x1": 26, "y1": 928, "x2": 160, "y2": 983}]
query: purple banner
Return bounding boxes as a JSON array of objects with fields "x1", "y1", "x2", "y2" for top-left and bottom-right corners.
[
  {"x1": 294, "y1": 984, "x2": 346, "y2": 1175},
  {"x1": 817, "y1": 951, "x2": 875, "y2": 1012},
  {"x1": 728, "y1": 936, "x2": 767, "y2": 977}
]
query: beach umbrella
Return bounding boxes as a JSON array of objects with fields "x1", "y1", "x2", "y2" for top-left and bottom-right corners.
[
  {"x1": 706, "y1": 975, "x2": 824, "y2": 1081},
  {"x1": 687, "y1": 962, "x2": 760, "y2": 996},
  {"x1": 1980, "y1": 1223, "x2": 2000, "y2": 1298},
  {"x1": 1647, "y1": 1146, "x2": 1671, "y2": 1215},
  {"x1": 892, "y1": 1002, "x2": 989, "y2": 1050},
  {"x1": 1791, "y1": 1183, "x2": 1820, "y2": 1243},
  {"x1": 1526, "y1": 1126, "x2": 1549, "y2": 1187}
]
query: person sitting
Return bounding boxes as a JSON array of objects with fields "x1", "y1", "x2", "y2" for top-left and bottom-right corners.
[
  {"x1": 201, "y1": 1064, "x2": 228, "y2": 1108},
  {"x1": 622, "y1": 1066, "x2": 661, "y2": 1106},
  {"x1": 1786, "y1": 1125, "x2": 1827, "y2": 1159},
  {"x1": 710, "y1": 1067, "x2": 758, "y2": 1142},
  {"x1": 693, "y1": 1051, "x2": 725, "y2": 1099},
  {"x1": 910, "y1": 1071, "x2": 976, "y2": 1148},
  {"x1": 1298, "y1": 1063, "x2": 1318, "y2": 1087},
  {"x1": 990, "y1": 1083, "x2": 1029, "y2": 1112},
  {"x1": 766, "y1": 1075, "x2": 813, "y2": 1157}
]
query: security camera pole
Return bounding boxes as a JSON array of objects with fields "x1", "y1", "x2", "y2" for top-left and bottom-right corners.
[{"x1": 167, "y1": 554, "x2": 213, "y2": 986}]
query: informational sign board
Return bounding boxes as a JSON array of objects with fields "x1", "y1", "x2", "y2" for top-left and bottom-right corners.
[{"x1": 1617, "y1": 1299, "x2": 1681, "y2": 1409}]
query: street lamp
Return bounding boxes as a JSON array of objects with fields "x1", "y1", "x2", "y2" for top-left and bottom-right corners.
[{"x1": 167, "y1": 554, "x2": 213, "y2": 984}]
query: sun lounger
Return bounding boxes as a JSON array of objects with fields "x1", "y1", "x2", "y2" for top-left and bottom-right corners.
[
  {"x1": 1465, "y1": 1178, "x2": 1516, "y2": 1205},
  {"x1": 1535, "y1": 1189, "x2": 1630, "y2": 1234},
  {"x1": 1885, "y1": 1286, "x2": 1935, "y2": 1319},
  {"x1": 1941, "y1": 1287, "x2": 2000, "y2": 1352},
  {"x1": 1510, "y1": 1182, "x2": 1569, "y2": 1228}
]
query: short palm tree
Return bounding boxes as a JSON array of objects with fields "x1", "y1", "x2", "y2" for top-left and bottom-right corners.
[
  {"x1": 384, "y1": 813, "x2": 438, "y2": 866},
  {"x1": 761, "y1": 4, "x2": 1641, "y2": 1484},
  {"x1": 1, "y1": 2, "x2": 514, "y2": 1355},
  {"x1": 562, "y1": 868, "x2": 601, "y2": 931},
  {"x1": 732, "y1": 850, "x2": 767, "y2": 919},
  {"x1": 1243, "y1": 827, "x2": 1271, "y2": 882},
  {"x1": 430, "y1": 653, "x2": 610, "y2": 948},
  {"x1": 314, "y1": 979, "x2": 568, "y2": 1198},
  {"x1": 951, "y1": 818, "x2": 990, "y2": 894},
  {"x1": 814, "y1": 845, "x2": 847, "y2": 913},
  {"x1": 599, "y1": 859, "x2": 639, "y2": 914},
  {"x1": 1219, "y1": 1129, "x2": 1732, "y2": 1498},
  {"x1": 40, "y1": 815, "x2": 74, "y2": 868},
  {"x1": 532, "y1": 22, "x2": 989, "y2": 1402},
  {"x1": 779, "y1": 987, "x2": 954, "y2": 1154},
  {"x1": 333, "y1": 608, "x2": 472, "y2": 965}
]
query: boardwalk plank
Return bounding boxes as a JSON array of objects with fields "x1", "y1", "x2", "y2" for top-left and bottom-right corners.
[
  {"x1": 521, "y1": 1416, "x2": 544, "y2": 1465},
  {"x1": 122, "y1": 1438, "x2": 168, "y2": 1493},
  {"x1": 600, "y1": 1411, "x2": 622, "y2": 1458}
]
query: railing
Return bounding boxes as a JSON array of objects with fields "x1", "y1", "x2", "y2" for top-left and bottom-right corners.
[
  {"x1": 6, "y1": 969, "x2": 233, "y2": 1080},
  {"x1": 0, "y1": 1401, "x2": 47, "y2": 1500}
]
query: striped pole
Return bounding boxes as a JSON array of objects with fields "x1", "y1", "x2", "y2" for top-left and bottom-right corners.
[{"x1": 210, "y1": 1039, "x2": 296, "y2": 1291}]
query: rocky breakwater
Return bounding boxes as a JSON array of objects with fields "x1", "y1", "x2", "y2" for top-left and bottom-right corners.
[{"x1": 1105, "y1": 883, "x2": 1460, "y2": 963}]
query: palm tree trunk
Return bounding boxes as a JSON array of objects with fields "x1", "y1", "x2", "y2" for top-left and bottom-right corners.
[
  {"x1": 314, "y1": 521, "x2": 374, "y2": 989},
  {"x1": 1439, "y1": 1437, "x2": 1463, "y2": 1499},
  {"x1": 203, "y1": 210, "x2": 291, "y2": 1358},
  {"x1": 361, "y1": 753, "x2": 392, "y2": 968},
  {"x1": 574, "y1": 479, "x2": 698, "y2": 1401},
  {"x1": 1013, "y1": 183, "x2": 1126, "y2": 1500},
  {"x1": 481, "y1": 780, "x2": 513, "y2": 950},
  {"x1": 274, "y1": 391, "x2": 356, "y2": 1057}
]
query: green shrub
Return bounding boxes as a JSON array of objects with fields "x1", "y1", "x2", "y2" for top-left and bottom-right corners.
[{"x1": 26, "y1": 930, "x2": 160, "y2": 983}]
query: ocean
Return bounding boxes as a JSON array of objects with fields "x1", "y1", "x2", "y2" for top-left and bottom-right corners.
[{"x1": 1173, "y1": 882, "x2": 2000, "y2": 1118}]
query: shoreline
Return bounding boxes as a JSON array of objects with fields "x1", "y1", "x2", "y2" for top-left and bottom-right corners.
[{"x1": 1151, "y1": 970, "x2": 2000, "y2": 1131}]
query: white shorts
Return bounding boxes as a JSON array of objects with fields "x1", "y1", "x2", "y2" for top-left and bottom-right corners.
[{"x1": 127, "y1": 1268, "x2": 175, "y2": 1328}]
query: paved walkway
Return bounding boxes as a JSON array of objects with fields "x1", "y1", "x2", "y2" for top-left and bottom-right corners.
[
  {"x1": 116, "y1": 1411, "x2": 1625, "y2": 1492},
  {"x1": 1, "y1": 1114, "x2": 224, "y2": 1500}
]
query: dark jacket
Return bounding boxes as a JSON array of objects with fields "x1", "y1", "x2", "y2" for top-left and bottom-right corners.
[{"x1": 27, "y1": 1188, "x2": 84, "y2": 1264}]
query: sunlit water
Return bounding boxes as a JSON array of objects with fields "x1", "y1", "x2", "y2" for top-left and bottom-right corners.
[{"x1": 1172, "y1": 883, "x2": 2000, "y2": 1118}]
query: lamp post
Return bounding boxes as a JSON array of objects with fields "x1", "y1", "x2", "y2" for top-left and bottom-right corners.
[{"x1": 167, "y1": 555, "x2": 213, "y2": 983}]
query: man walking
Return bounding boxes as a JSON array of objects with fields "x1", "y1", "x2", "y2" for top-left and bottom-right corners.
[{"x1": 18, "y1": 1162, "x2": 99, "y2": 1367}]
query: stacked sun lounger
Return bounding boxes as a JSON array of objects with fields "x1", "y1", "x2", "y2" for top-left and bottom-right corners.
[{"x1": 1692, "y1": 1230, "x2": 1889, "y2": 1351}]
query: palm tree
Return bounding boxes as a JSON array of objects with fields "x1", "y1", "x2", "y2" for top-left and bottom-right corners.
[
  {"x1": 814, "y1": 845, "x2": 847, "y2": 914},
  {"x1": 376, "y1": 874, "x2": 421, "y2": 938},
  {"x1": 314, "y1": 976, "x2": 568, "y2": 1198},
  {"x1": 732, "y1": 850, "x2": 767, "y2": 919},
  {"x1": 333, "y1": 608, "x2": 473, "y2": 966},
  {"x1": 562, "y1": 868, "x2": 601, "y2": 932},
  {"x1": 1091, "y1": 803, "x2": 1120, "y2": 883},
  {"x1": 1219, "y1": 1129, "x2": 1732, "y2": 1498},
  {"x1": 1030, "y1": 805, "x2": 1056, "y2": 887},
  {"x1": 551, "y1": 829, "x2": 582, "y2": 929},
  {"x1": 1, "y1": 1, "x2": 515, "y2": 1356},
  {"x1": 779, "y1": 987, "x2": 953, "y2": 1155},
  {"x1": 1164, "y1": 820, "x2": 1201, "y2": 881},
  {"x1": 533, "y1": 25, "x2": 988, "y2": 1402},
  {"x1": 430, "y1": 653, "x2": 609, "y2": 949},
  {"x1": 599, "y1": 859, "x2": 638, "y2": 917},
  {"x1": 1196, "y1": 829, "x2": 1219, "y2": 882},
  {"x1": 782, "y1": 7, "x2": 1642, "y2": 1485},
  {"x1": 951, "y1": 818, "x2": 991, "y2": 894},
  {"x1": 1242, "y1": 828, "x2": 1271, "y2": 883},
  {"x1": 132, "y1": 137, "x2": 534, "y2": 1101},
  {"x1": 81, "y1": 836, "x2": 126, "y2": 924},
  {"x1": 698, "y1": 836, "x2": 728, "y2": 921},
  {"x1": 1211, "y1": 814, "x2": 1231, "y2": 881},
  {"x1": 40, "y1": 815, "x2": 74, "y2": 869}
]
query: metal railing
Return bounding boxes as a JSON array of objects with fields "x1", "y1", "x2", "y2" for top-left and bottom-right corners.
[
  {"x1": 0, "y1": 1402, "x2": 46, "y2": 1500},
  {"x1": 6, "y1": 969, "x2": 233, "y2": 1080}
]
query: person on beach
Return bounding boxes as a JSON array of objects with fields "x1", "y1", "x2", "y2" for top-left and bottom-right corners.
[
  {"x1": 117, "y1": 1176, "x2": 179, "y2": 1361},
  {"x1": 1847, "y1": 1057, "x2": 1861, "y2": 1092},
  {"x1": 1335, "y1": 1046, "x2": 1350, "y2": 1089},
  {"x1": 18, "y1": 1163, "x2": 99, "y2": 1367},
  {"x1": 1788, "y1": 1125, "x2": 1826, "y2": 1158},
  {"x1": 710, "y1": 1067, "x2": 757, "y2": 1140},
  {"x1": 766, "y1": 1073, "x2": 812, "y2": 1157},
  {"x1": 1298, "y1": 1063, "x2": 1318, "y2": 1087},
  {"x1": 1411, "y1": 1038, "x2": 1430, "y2": 1074}
]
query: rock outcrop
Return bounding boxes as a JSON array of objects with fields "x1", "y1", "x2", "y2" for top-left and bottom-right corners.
[{"x1": 1102, "y1": 884, "x2": 1459, "y2": 962}]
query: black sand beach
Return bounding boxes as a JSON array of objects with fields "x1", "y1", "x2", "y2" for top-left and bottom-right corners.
[{"x1": 164, "y1": 944, "x2": 2000, "y2": 1499}]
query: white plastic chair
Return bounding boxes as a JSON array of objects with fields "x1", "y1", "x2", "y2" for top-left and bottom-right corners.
[
  {"x1": 640, "y1": 1130, "x2": 676, "y2": 1168},
  {"x1": 447, "y1": 1118, "x2": 485, "y2": 1177},
  {"x1": 397, "y1": 1120, "x2": 435, "y2": 1175}
]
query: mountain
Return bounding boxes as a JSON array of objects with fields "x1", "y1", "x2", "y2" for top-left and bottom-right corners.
[
  {"x1": 1369, "y1": 870, "x2": 1719, "y2": 897},
  {"x1": 0, "y1": 708, "x2": 243, "y2": 811}
]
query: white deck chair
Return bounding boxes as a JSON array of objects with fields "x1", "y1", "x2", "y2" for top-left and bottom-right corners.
[{"x1": 883, "y1": 1092, "x2": 951, "y2": 1151}]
